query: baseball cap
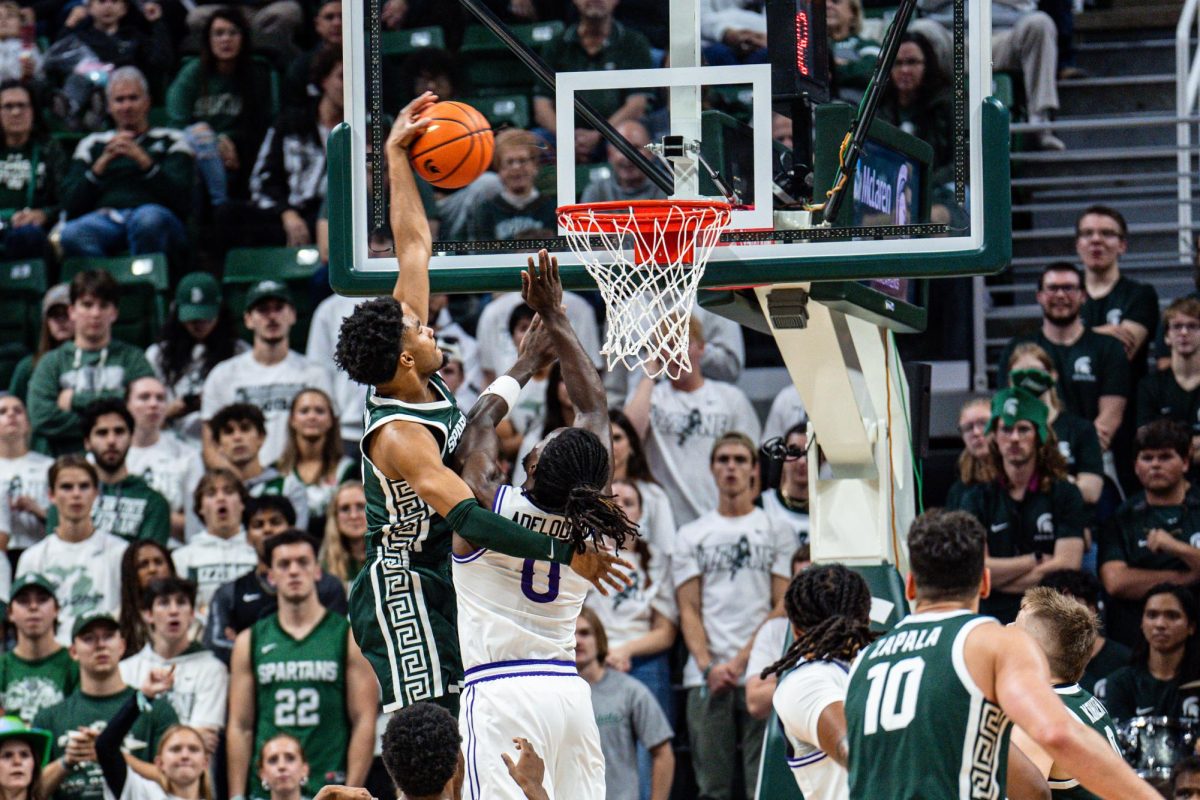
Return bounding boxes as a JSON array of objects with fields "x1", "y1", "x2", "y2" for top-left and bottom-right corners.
[
  {"x1": 71, "y1": 611, "x2": 119, "y2": 640},
  {"x1": 244, "y1": 279, "x2": 293, "y2": 311},
  {"x1": 9, "y1": 572, "x2": 56, "y2": 603},
  {"x1": 176, "y1": 273, "x2": 222, "y2": 322},
  {"x1": 41, "y1": 283, "x2": 69, "y2": 316}
]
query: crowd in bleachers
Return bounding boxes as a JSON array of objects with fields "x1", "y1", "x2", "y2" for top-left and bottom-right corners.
[{"x1": 0, "y1": 0, "x2": 1191, "y2": 799}]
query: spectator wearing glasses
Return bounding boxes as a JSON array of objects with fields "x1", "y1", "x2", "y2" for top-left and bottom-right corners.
[
  {"x1": 1078, "y1": 205, "x2": 1159, "y2": 367},
  {"x1": 956, "y1": 387, "x2": 1086, "y2": 624},
  {"x1": 997, "y1": 262, "x2": 1130, "y2": 455},
  {"x1": 946, "y1": 396, "x2": 993, "y2": 509},
  {"x1": 1137, "y1": 297, "x2": 1200, "y2": 469},
  {"x1": 761, "y1": 422, "x2": 811, "y2": 548},
  {"x1": 0, "y1": 80, "x2": 65, "y2": 260},
  {"x1": 467, "y1": 129, "x2": 557, "y2": 241}
]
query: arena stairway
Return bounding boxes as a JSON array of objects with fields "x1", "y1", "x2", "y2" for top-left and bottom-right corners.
[{"x1": 972, "y1": 1, "x2": 1193, "y2": 395}]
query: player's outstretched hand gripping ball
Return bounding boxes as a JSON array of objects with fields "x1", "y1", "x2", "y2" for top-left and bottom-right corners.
[{"x1": 408, "y1": 101, "x2": 495, "y2": 190}]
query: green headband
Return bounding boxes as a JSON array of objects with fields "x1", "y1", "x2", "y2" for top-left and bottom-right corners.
[
  {"x1": 987, "y1": 387, "x2": 1049, "y2": 443},
  {"x1": 1009, "y1": 367, "x2": 1054, "y2": 397}
]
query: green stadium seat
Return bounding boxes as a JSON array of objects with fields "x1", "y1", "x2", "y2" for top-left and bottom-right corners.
[
  {"x1": 467, "y1": 94, "x2": 531, "y2": 130},
  {"x1": 460, "y1": 23, "x2": 561, "y2": 95},
  {"x1": 223, "y1": 246, "x2": 322, "y2": 350},
  {"x1": 381, "y1": 26, "x2": 445, "y2": 56},
  {"x1": 0, "y1": 258, "x2": 48, "y2": 351},
  {"x1": 61, "y1": 254, "x2": 169, "y2": 348}
]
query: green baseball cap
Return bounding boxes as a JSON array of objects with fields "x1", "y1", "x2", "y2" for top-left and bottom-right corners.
[
  {"x1": 244, "y1": 279, "x2": 293, "y2": 311},
  {"x1": 9, "y1": 572, "x2": 56, "y2": 603},
  {"x1": 0, "y1": 717, "x2": 53, "y2": 766},
  {"x1": 71, "y1": 611, "x2": 119, "y2": 640},
  {"x1": 988, "y1": 387, "x2": 1050, "y2": 443},
  {"x1": 175, "y1": 273, "x2": 222, "y2": 322}
]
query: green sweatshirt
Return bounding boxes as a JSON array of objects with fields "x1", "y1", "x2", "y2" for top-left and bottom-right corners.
[
  {"x1": 0, "y1": 138, "x2": 67, "y2": 221},
  {"x1": 46, "y1": 473, "x2": 171, "y2": 545},
  {"x1": 60, "y1": 127, "x2": 194, "y2": 220},
  {"x1": 26, "y1": 340, "x2": 154, "y2": 455},
  {"x1": 166, "y1": 60, "x2": 268, "y2": 155}
]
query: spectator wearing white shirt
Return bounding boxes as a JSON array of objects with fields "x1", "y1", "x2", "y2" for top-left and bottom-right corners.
[
  {"x1": 305, "y1": 292, "x2": 366, "y2": 453},
  {"x1": 761, "y1": 423, "x2": 811, "y2": 549},
  {"x1": 609, "y1": 411, "x2": 676, "y2": 565},
  {"x1": 200, "y1": 280, "x2": 332, "y2": 468},
  {"x1": 16, "y1": 456, "x2": 127, "y2": 647},
  {"x1": 674, "y1": 432, "x2": 792, "y2": 799},
  {"x1": 0, "y1": 393, "x2": 51, "y2": 553},
  {"x1": 172, "y1": 468, "x2": 258, "y2": 623},
  {"x1": 700, "y1": 0, "x2": 768, "y2": 64},
  {"x1": 762, "y1": 383, "x2": 807, "y2": 445},
  {"x1": 146, "y1": 272, "x2": 249, "y2": 443},
  {"x1": 754, "y1": 564, "x2": 874, "y2": 800},
  {"x1": 475, "y1": 290, "x2": 601, "y2": 384},
  {"x1": 119, "y1": 576, "x2": 228, "y2": 755},
  {"x1": 125, "y1": 376, "x2": 203, "y2": 542},
  {"x1": 626, "y1": 316, "x2": 761, "y2": 526}
]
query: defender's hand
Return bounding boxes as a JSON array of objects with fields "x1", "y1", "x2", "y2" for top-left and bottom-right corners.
[
  {"x1": 521, "y1": 249, "x2": 564, "y2": 317},
  {"x1": 516, "y1": 314, "x2": 557, "y2": 373},
  {"x1": 570, "y1": 548, "x2": 634, "y2": 596}
]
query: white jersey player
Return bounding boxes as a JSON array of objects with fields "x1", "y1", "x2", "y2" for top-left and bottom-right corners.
[{"x1": 451, "y1": 251, "x2": 637, "y2": 800}]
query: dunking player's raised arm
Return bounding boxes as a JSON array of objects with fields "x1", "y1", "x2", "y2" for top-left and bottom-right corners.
[{"x1": 386, "y1": 91, "x2": 436, "y2": 321}]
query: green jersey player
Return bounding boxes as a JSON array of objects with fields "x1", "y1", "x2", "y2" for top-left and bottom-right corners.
[
  {"x1": 1011, "y1": 587, "x2": 1122, "y2": 799},
  {"x1": 333, "y1": 93, "x2": 627, "y2": 716},
  {"x1": 843, "y1": 509, "x2": 1157, "y2": 800}
]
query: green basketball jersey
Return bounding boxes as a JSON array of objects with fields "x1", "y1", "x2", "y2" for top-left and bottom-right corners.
[
  {"x1": 360, "y1": 376, "x2": 465, "y2": 567},
  {"x1": 1048, "y1": 684, "x2": 1120, "y2": 800},
  {"x1": 846, "y1": 609, "x2": 1012, "y2": 799},
  {"x1": 251, "y1": 611, "x2": 350, "y2": 790}
]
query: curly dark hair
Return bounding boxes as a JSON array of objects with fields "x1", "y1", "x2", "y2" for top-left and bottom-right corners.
[
  {"x1": 155, "y1": 304, "x2": 242, "y2": 391},
  {"x1": 908, "y1": 509, "x2": 986, "y2": 602},
  {"x1": 1040, "y1": 569, "x2": 1101, "y2": 609},
  {"x1": 118, "y1": 540, "x2": 177, "y2": 657},
  {"x1": 382, "y1": 703, "x2": 461, "y2": 796},
  {"x1": 761, "y1": 564, "x2": 874, "y2": 679},
  {"x1": 80, "y1": 398, "x2": 134, "y2": 439},
  {"x1": 334, "y1": 297, "x2": 409, "y2": 386},
  {"x1": 529, "y1": 427, "x2": 637, "y2": 554}
]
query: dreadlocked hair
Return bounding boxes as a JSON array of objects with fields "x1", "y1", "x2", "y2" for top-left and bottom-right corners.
[
  {"x1": 760, "y1": 563, "x2": 874, "y2": 679},
  {"x1": 530, "y1": 428, "x2": 639, "y2": 553}
]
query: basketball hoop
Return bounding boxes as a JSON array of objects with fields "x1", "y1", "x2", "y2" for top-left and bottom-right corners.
[{"x1": 558, "y1": 199, "x2": 732, "y2": 380}]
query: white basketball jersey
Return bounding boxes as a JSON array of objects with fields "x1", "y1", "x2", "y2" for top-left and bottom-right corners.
[{"x1": 453, "y1": 485, "x2": 590, "y2": 671}]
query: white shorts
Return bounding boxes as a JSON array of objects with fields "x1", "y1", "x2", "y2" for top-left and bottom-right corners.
[{"x1": 459, "y1": 660, "x2": 605, "y2": 800}]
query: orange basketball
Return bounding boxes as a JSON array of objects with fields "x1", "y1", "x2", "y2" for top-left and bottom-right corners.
[{"x1": 408, "y1": 101, "x2": 495, "y2": 190}]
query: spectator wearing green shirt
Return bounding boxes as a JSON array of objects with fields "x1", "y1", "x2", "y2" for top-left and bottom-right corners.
[
  {"x1": 44, "y1": 400, "x2": 170, "y2": 546},
  {"x1": 0, "y1": 573, "x2": 80, "y2": 726},
  {"x1": 532, "y1": 0, "x2": 653, "y2": 164},
  {"x1": 945, "y1": 396, "x2": 993, "y2": 509},
  {"x1": 166, "y1": 8, "x2": 270, "y2": 206},
  {"x1": 997, "y1": 262, "x2": 1130, "y2": 455},
  {"x1": 33, "y1": 611, "x2": 178, "y2": 800},
  {"x1": 58, "y1": 67, "x2": 193, "y2": 259},
  {"x1": 827, "y1": 0, "x2": 880, "y2": 95},
  {"x1": 957, "y1": 387, "x2": 1086, "y2": 623},
  {"x1": 467, "y1": 130, "x2": 557, "y2": 242},
  {"x1": 26, "y1": 271, "x2": 154, "y2": 456},
  {"x1": 1137, "y1": 296, "x2": 1200, "y2": 469},
  {"x1": 1098, "y1": 421, "x2": 1200, "y2": 648},
  {"x1": 0, "y1": 80, "x2": 66, "y2": 259}
]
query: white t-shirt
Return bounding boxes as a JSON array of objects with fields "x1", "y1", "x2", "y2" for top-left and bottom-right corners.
[
  {"x1": 744, "y1": 615, "x2": 790, "y2": 681},
  {"x1": 673, "y1": 507, "x2": 792, "y2": 686},
  {"x1": 305, "y1": 294, "x2": 367, "y2": 444},
  {"x1": 762, "y1": 384, "x2": 807, "y2": 445},
  {"x1": 119, "y1": 643, "x2": 229, "y2": 729},
  {"x1": 15, "y1": 531, "x2": 128, "y2": 646},
  {"x1": 146, "y1": 339, "x2": 251, "y2": 443},
  {"x1": 587, "y1": 521, "x2": 677, "y2": 649},
  {"x1": 0, "y1": 450, "x2": 53, "y2": 549},
  {"x1": 646, "y1": 380, "x2": 761, "y2": 526},
  {"x1": 635, "y1": 480, "x2": 676, "y2": 568},
  {"x1": 773, "y1": 659, "x2": 851, "y2": 800},
  {"x1": 200, "y1": 350, "x2": 334, "y2": 467},
  {"x1": 507, "y1": 374, "x2": 548, "y2": 436},
  {"x1": 125, "y1": 434, "x2": 203, "y2": 514},
  {"x1": 762, "y1": 488, "x2": 811, "y2": 549},
  {"x1": 476, "y1": 291, "x2": 601, "y2": 378},
  {"x1": 171, "y1": 530, "x2": 258, "y2": 621},
  {"x1": 117, "y1": 768, "x2": 188, "y2": 800}
]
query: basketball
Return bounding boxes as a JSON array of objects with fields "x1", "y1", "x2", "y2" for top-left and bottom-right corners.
[{"x1": 408, "y1": 101, "x2": 494, "y2": 190}]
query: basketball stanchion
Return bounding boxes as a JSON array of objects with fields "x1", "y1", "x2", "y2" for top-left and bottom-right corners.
[{"x1": 409, "y1": 101, "x2": 495, "y2": 189}]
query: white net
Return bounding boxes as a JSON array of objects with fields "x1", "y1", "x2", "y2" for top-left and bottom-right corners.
[{"x1": 559, "y1": 200, "x2": 732, "y2": 380}]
